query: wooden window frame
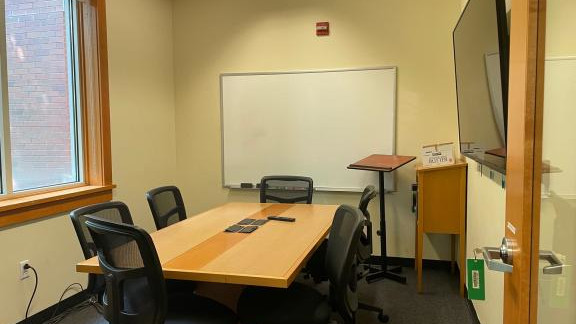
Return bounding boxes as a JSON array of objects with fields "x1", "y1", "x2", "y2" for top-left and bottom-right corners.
[{"x1": 0, "y1": 0, "x2": 114, "y2": 228}]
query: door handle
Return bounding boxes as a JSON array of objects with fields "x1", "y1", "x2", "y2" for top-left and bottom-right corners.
[
  {"x1": 475, "y1": 238, "x2": 514, "y2": 273},
  {"x1": 476, "y1": 247, "x2": 513, "y2": 273},
  {"x1": 540, "y1": 250, "x2": 563, "y2": 275}
]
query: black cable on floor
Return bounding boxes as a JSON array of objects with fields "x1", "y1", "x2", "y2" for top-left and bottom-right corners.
[
  {"x1": 89, "y1": 296, "x2": 104, "y2": 315},
  {"x1": 25, "y1": 265, "x2": 38, "y2": 324},
  {"x1": 21, "y1": 266, "x2": 100, "y2": 324},
  {"x1": 44, "y1": 300, "x2": 93, "y2": 324},
  {"x1": 48, "y1": 283, "x2": 85, "y2": 321}
]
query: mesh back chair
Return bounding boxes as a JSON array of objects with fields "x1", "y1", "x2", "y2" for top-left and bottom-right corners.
[
  {"x1": 355, "y1": 185, "x2": 388, "y2": 321},
  {"x1": 305, "y1": 186, "x2": 379, "y2": 283},
  {"x1": 85, "y1": 216, "x2": 237, "y2": 324},
  {"x1": 358, "y1": 185, "x2": 377, "y2": 262},
  {"x1": 146, "y1": 186, "x2": 198, "y2": 293},
  {"x1": 70, "y1": 201, "x2": 134, "y2": 300},
  {"x1": 238, "y1": 205, "x2": 387, "y2": 324},
  {"x1": 260, "y1": 176, "x2": 313, "y2": 204},
  {"x1": 325, "y1": 205, "x2": 367, "y2": 323},
  {"x1": 146, "y1": 186, "x2": 187, "y2": 230},
  {"x1": 261, "y1": 176, "x2": 315, "y2": 280}
]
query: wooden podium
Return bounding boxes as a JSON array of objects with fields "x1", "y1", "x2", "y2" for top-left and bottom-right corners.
[
  {"x1": 348, "y1": 154, "x2": 416, "y2": 284},
  {"x1": 415, "y1": 161, "x2": 467, "y2": 296}
]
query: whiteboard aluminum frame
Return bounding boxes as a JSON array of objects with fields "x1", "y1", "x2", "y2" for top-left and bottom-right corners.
[{"x1": 219, "y1": 66, "x2": 398, "y2": 192}]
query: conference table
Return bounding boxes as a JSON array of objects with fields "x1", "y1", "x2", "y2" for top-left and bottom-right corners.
[{"x1": 76, "y1": 202, "x2": 338, "y2": 288}]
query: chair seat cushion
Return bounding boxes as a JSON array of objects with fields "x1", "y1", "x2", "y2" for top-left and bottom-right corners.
[
  {"x1": 237, "y1": 283, "x2": 331, "y2": 324},
  {"x1": 166, "y1": 293, "x2": 238, "y2": 324}
]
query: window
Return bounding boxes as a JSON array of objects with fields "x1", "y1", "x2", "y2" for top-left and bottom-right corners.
[
  {"x1": 3, "y1": 0, "x2": 81, "y2": 192},
  {"x1": 0, "y1": 0, "x2": 113, "y2": 228}
]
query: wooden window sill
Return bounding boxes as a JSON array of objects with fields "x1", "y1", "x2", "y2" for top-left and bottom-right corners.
[{"x1": 0, "y1": 185, "x2": 115, "y2": 228}]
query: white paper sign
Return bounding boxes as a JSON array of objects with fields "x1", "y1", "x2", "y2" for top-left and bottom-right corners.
[{"x1": 421, "y1": 143, "x2": 455, "y2": 166}]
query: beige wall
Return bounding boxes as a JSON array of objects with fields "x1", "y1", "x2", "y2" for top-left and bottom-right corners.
[
  {"x1": 0, "y1": 0, "x2": 177, "y2": 323},
  {"x1": 0, "y1": 214, "x2": 87, "y2": 324},
  {"x1": 465, "y1": 159, "x2": 506, "y2": 324},
  {"x1": 172, "y1": 0, "x2": 462, "y2": 259},
  {"x1": 107, "y1": 0, "x2": 177, "y2": 231},
  {"x1": 545, "y1": 0, "x2": 576, "y2": 57}
]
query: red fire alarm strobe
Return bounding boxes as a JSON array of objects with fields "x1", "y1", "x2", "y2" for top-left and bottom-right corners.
[{"x1": 316, "y1": 22, "x2": 329, "y2": 36}]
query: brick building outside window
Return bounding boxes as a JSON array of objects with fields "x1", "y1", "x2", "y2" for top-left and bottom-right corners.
[{"x1": 4, "y1": 0, "x2": 79, "y2": 191}]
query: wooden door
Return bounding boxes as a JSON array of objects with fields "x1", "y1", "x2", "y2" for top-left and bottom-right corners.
[{"x1": 503, "y1": 0, "x2": 546, "y2": 323}]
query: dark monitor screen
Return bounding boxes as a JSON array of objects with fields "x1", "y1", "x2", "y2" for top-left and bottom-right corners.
[{"x1": 453, "y1": 0, "x2": 508, "y2": 173}]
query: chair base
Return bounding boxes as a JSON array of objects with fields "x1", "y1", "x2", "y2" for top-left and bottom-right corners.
[{"x1": 359, "y1": 302, "x2": 389, "y2": 323}]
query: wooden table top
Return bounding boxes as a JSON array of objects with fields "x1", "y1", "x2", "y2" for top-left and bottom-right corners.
[
  {"x1": 76, "y1": 202, "x2": 338, "y2": 288},
  {"x1": 348, "y1": 154, "x2": 416, "y2": 172}
]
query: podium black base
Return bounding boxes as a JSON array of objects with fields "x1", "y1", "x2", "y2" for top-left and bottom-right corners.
[
  {"x1": 366, "y1": 266, "x2": 406, "y2": 284},
  {"x1": 363, "y1": 257, "x2": 406, "y2": 284}
]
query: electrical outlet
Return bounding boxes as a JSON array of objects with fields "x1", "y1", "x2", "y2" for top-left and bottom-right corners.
[{"x1": 19, "y1": 260, "x2": 30, "y2": 280}]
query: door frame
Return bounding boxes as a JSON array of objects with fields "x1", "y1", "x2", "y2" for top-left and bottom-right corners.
[{"x1": 503, "y1": 0, "x2": 547, "y2": 323}]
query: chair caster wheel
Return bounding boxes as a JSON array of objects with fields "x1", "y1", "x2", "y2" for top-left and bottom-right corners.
[{"x1": 378, "y1": 313, "x2": 389, "y2": 323}]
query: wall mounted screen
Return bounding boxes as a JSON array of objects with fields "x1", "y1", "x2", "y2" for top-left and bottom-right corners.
[{"x1": 453, "y1": 0, "x2": 509, "y2": 173}]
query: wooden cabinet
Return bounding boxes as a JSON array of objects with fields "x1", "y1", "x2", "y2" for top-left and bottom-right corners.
[{"x1": 415, "y1": 161, "x2": 467, "y2": 296}]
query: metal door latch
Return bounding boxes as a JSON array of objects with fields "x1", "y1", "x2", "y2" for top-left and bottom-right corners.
[{"x1": 475, "y1": 238, "x2": 564, "y2": 275}]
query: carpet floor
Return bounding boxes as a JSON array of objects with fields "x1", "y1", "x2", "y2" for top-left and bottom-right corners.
[{"x1": 55, "y1": 267, "x2": 476, "y2": 324}]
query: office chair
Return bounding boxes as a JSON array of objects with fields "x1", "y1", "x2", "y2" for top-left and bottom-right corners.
[
  {"x1": 358, "y1": 185, "x2": 378, "y2": 269},
  {"x1": 146, "y1": 186, "x2": 187, "y2": 230},
  {"x1": 355, "y1": 185, "x2": 388, "y2": 320},
  {"x1": 238, "y1": 205, "x2": 388, "y2": 324},
  {"x1": 259, "y1": 175, "x2": 313, "y2": 204},
  {"x1": 301, "y1": 186, "x2": 388, "y2": 321},
  {"x1": 85, "y1": 215, "x2": 237, "y2": 324},
  {"x1": 305, "y1": 186, "x2": 378, "y2": 278},
  {"x1": 308, "y1": 186, "x2": 378, "y2": 268},
  {"x1": 70, "y1": 201, "x2": 134, "y2": 302},
  {"x1": 145, "y1": 186, "x2": 198, "y2": 292},
  {"x1": 71, "y1": 201, "x2": 195, "y2": 299}
]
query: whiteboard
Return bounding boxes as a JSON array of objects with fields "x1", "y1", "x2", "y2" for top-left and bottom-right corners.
[{"x1": 221, "y1": 67, "x2": 397, "y2": 192}]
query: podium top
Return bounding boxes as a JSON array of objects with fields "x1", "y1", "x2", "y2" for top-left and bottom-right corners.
[{"x1": 348, "y1": 154, "x2": 416, "y2": 172}]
